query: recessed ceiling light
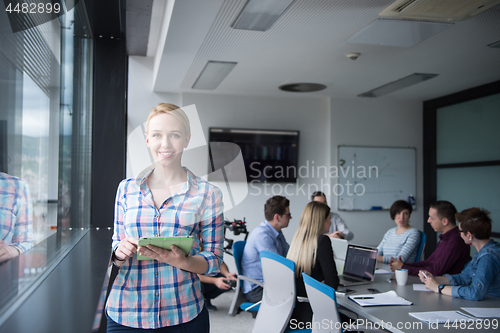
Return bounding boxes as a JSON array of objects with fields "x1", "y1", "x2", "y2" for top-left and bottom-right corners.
[
  {"x1": 232, "y1": 0, "x2": 296, "y2": 31},
  {"x1": 279, "y1": 83, "x2": 327, "y2": 93},
  {"x1": 358, "y1": 73, "x2": 438, "y2": 97},
  {"x1": 192, "y1": 61, "x2": 237, "y2": 90}
]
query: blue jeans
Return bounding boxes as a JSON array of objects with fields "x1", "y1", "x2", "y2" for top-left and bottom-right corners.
[{"x1": 106, "y1": 305, "x2": 209, "y2": 333}]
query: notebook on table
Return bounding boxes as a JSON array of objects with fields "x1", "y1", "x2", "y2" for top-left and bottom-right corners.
[{"x1": 338, "y1": 244, "x2": 378, "y2": 286}]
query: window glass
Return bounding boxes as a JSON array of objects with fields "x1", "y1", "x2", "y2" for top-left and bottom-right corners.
[
  {"x1": 437, "y1": 166, "x2": 500, "y2": 234},
  {"x1": 436, "y1": 93, "x2": 500, "y2": 165},
  {"x1": 0, "y1": 2, "x2": 92, "y2": 322},
  {"x1": 22, "y1": 72, "x2": 54, "y2": 243}
]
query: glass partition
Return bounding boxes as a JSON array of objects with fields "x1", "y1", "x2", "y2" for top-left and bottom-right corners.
[
  {"x1": 0, "y1": 2, "x2": 92, "y2": 323},
  {"x1": 436, "y1": 93, "x2": 500, "y2": 165},
  {"x1": 437, "y1": 166, "x2": 500, "y2": 234},
  {"x1": 434, "y1": 90, "x2": 500, "y2": 238}
]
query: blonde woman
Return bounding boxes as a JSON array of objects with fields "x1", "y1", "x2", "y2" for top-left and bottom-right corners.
[
  {"x1": 107, "y1": 103, "x2": 224, "y2": 332},
  {"x1": 287, "y1": 201, "x2": 339, "y2": 325}
]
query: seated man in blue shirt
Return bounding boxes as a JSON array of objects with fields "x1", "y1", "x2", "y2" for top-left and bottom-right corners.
[{"x1": 241, "y1": 195, "x2": 291, "y2": 303}]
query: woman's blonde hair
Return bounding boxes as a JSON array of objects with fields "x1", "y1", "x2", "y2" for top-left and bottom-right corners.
[
  {"x1": 145, "y1": 103, "x2": 191, "y2": 137},
  {"x1": 287, "y1": 201, "x2": 330, "y2": 277}
]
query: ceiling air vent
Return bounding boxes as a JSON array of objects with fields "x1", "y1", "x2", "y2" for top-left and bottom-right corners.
[
  {"x1": 379, "y1": 0, "x2": 500, "y2": 21},
  {"x1": 279, "y1": 83, "x2": 326, "y2": 93}
]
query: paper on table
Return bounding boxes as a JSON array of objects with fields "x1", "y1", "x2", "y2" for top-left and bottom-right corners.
[
  {"x1": 461, "y1": 308, "x2": 500, "y2": 318},
  {"x1": 409, "y1": 311, "x2": 482, "y2": 324},
  {"x1": 375, "y1": 268, "x2": 392, "y2": 274},
  {"x1": 349, "y1": 290, "x2": 412, "y2": 306},
  {"x1": 413, "y1": 284, "x2": 432, "y2": 292}
]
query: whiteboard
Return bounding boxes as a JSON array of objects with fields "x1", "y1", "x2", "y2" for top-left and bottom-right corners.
[{"x1": 337, "y1": 146, "x2": 416, "y2": 211}]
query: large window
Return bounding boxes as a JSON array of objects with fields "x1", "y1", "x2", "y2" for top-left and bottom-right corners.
[
  {"x1": 435, "y1": 93, "x2": 500, "y2": 235},
  {"x1": 0, "y1": 2, "x2": 93, "y2": 322},
  {"x1": 436, "y1": 93, "x2": 500, "y2": 165},
  {"x1": 424, "y1": 81, "x2": 500, "y2": 255}
]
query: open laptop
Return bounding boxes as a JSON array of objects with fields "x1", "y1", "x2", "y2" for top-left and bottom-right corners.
[{"x1": 338, "y1": 244, "x2": 378, "y2": 287}]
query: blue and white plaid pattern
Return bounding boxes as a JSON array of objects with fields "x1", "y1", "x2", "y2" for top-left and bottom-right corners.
[
  {"x1": 0, "y1": 172, "x2": 34, "y2": 253},
  {"x1": 106, "y1": 168, "x2": 224, "y2": 329}
]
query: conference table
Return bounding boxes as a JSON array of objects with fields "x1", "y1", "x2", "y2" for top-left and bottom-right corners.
[{"x1": 335, "y1": 263, "x2": 500, "y2": 333}]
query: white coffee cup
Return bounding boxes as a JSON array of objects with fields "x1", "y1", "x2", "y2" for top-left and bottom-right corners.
[{"x1": 395, "y1": 269, "x2": 408, "y2": 286}]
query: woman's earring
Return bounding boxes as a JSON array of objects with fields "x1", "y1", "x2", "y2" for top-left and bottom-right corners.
[{"x1": 469, "y1": 238, "x2": 472, "y2": 245}]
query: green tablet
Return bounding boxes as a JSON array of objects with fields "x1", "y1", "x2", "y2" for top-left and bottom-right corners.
[{"x1": 137, "y1": 236, "x2": 194, "y2": 260}]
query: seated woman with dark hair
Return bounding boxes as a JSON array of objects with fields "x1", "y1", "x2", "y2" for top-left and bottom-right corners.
[
  {"x1": 287, "y1": 201, "x2": 339, "y2": 325},
  {"x1": 377, "y1": 200, "x2": 421, "y2": 264},
  {"x1": 420, "y1": 208, "x2": 500, "y2": 301}
]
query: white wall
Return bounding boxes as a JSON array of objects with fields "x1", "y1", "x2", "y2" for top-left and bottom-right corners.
[
  {"x1": 181, "y1": 92, "x2": 331, "y2": 245},
  {"x1": 329, "y1": 99, "x2": 423, "y2": 246},
  {"x1": 127, "y1": 56, "x2": 181, "y2": 177},
  {"x1": 129, "y1": 56, "x2": 332, "y2": 242},
  {"x1": 128, "y1": 56, "x2": 424, "y2": 268}
]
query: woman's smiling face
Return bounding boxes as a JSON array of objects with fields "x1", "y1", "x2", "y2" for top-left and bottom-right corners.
[{"x1": 145, "y1": 113, "x2": 190, "y2": 166}]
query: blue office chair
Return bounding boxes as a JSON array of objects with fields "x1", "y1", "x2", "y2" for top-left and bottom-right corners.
[
  {"x1": 252, "y1": 251, "x2": 297, "y2": 333},
  {"x1": 228, "y1": 241, "x2": 262, "y2": 317},
  {"x1": 302, "y1": 273, "x2": 388, "y2": 333},
  {"x1": 416, "y1": 230, "x2": 426, "y2": 262}
]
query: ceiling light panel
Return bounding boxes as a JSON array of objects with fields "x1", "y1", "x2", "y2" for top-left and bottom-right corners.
[
  {"x1": 192, "y1": 61, "x2": 237, "y2": 90},
  {"x1": 232, "y1": 0, "x2": 296, "y2": 31},
  {"x1": 358, "y1": 73, "x2": 438, "y2": 97}
]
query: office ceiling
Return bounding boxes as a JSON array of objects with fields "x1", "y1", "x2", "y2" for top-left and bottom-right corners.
[{"x1": 126, "y1": 0, "x2": 500, "y2": 101}]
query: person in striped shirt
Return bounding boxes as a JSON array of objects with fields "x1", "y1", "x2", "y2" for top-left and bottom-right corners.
[
  {"x1": 377, "y1": 200, "x2": 421, "y2": 264},
  {"x1": 106, "y1": 103, "x2": 224, "y2": 332}
]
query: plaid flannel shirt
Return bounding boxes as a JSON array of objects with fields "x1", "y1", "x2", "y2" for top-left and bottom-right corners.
[
  {"x1": 0, "y1": 172, "x2": 34, "y2": 253},
  {"x1": 106, "y1": 168, "x2": 224, "y2": 329}
]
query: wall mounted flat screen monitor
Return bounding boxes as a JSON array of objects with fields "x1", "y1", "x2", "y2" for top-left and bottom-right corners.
[{"x1": 209, "y1": 128, "x2": 299, "y2": 183}]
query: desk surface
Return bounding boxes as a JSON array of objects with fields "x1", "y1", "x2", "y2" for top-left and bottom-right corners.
[{"x1": 336, "y1": 264, "x2": 500, "y2": 333}]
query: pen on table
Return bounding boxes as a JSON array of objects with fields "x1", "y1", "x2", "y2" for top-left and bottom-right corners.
[{"x1": 353, "y1": 297, "x2": 374, "y2": 299}]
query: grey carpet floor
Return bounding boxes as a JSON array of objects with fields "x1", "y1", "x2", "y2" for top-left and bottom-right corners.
[{"x1": 208, "y1": 290, "x2": 255, "y2": 333}]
